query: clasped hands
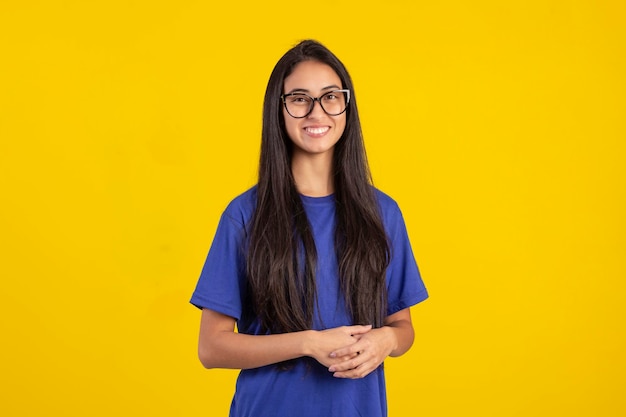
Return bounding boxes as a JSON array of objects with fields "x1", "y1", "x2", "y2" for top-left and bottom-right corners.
[{"x1": 309, "y1": 324, "x2": 396, "y2": 379}]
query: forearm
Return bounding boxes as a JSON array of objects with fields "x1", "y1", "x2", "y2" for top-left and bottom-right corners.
[
  {"x1": 198, "y1": 308, "x2": 370, "y2": 370},
  {"x1": 199, "y1": 328, "x2": 314, "y2": 369},
  {"x1": 384, "y1": 318, "x2": 415, "y2": 357}
]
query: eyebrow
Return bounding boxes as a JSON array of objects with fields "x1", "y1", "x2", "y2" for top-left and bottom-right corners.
[{"x1": 285, "y1": 85, "x2": 341, "y2": 95}]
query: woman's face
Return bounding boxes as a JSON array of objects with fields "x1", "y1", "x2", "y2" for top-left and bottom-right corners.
[{"x1": 282, "y1": 60, "x2": 347, "y2": 159}]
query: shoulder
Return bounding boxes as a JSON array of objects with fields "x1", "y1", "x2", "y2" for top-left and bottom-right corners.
[
  {"x1": 221, "y1": 186, "x2": 258, "y2": 227},
  {"x1": 371, "y1": 187, "x2": 407, "y2": 237},
  {"x1": 372, "y1": 187, "x2": 402, "y2": 216}
]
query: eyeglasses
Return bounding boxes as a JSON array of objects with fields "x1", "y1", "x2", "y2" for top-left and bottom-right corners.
[{"x1": 281, "y1": 89, "x2": 350, "y2": 118}]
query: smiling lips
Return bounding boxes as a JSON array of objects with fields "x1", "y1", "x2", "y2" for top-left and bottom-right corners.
[{"x1": 304, "y1": 126, "x2": 330, "y2": 137}]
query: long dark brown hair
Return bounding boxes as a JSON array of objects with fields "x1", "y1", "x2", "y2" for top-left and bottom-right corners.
[{"x1": 246, "y1": 39, "x2": 390, "y2": 334}]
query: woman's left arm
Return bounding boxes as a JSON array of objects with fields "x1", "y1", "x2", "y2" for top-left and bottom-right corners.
[{"x1": 327, "y1": 308, "x2": 415, "y2": 379}]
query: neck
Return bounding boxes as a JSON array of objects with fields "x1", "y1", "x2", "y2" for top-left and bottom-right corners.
[{"x1": 291, "y1": 151, "x2": 334, "y2": 197}]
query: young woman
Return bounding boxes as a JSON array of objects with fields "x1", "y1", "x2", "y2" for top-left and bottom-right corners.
[{"x1": 191, "y1": 39, "x2": 428, "y2": 417}]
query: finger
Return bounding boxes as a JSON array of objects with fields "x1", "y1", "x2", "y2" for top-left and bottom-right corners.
[
  {"x1": 330, "y1": 336, "x2": 369, "y2": 358},
  {"x1": 326, "y1": 353, "x2": 358, "y2": 367},
  {"x1": 334, "y1": 352, "x2": 358, "y2": 361},
  {"x1": 332, "y1": 361, "x2": 377, "y2": 379},
  {"x1": 329, "y1": 346, "x2": 356, "y2": 359},
  {"x1": 348, "y1": 324, "x2": 372, "y2": 336},
  {"x1": 328, "y1": 353, "x2": 367, "y2": 373}
]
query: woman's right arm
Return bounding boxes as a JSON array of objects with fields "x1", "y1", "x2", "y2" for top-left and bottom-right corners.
[{"x1": 198, "y1": 308, "x2": 371, "y2": 370}]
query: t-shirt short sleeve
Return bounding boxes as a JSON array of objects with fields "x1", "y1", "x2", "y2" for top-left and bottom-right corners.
[
  {"x1": 190, "y1": 200, "x2": 249, "y2": 321},
  {"x1": 378, "y1": 192, "x2": 429, "y2": 316}
]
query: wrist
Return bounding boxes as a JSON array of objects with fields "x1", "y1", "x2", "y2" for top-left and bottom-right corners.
[
  {"x1": 382, "y1": 325, "x2": 399, "y2": 355},
  {"x1": 300, "y1": 329, "x2": 317, "y2": 357}
]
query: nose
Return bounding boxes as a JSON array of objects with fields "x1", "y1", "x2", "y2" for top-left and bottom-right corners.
[{"x1": 307, "y1": 98, "x2": 326, "y2": 118}]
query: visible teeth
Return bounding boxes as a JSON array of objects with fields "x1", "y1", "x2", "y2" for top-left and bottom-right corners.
[{"x1": 305, "y1": 127, "x2": 329, "y2": 134}]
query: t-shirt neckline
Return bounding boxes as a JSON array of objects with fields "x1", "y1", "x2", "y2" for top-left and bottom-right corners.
[{"x1": 299, "y1": 193, "x2": 335, "y2": 206}]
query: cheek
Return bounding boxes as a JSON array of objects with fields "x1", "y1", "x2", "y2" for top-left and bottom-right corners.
[
  {"x1": 283, "y1": 113, "x2": 299, "y2": 141},
  {"x1": 336, "y1": 116, "x2": 347, "y2": 137}
]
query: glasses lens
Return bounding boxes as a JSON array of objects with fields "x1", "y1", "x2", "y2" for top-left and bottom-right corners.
[
  {"x1": 284, "y1": 94, "x2": 313, "y2": 118},
  {"x1": 319, "y1": 90, "x2": 348, "y2": 116}
]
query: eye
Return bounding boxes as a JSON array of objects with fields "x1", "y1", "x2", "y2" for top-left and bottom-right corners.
[
  {"x1": 288, "y1": 94, "x2": 310, "y2": 104},
  {"x1": 323, "y1": 93, "x2": 338, "y2": 101}
]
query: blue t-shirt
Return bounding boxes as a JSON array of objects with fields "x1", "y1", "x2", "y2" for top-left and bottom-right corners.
[{"x1": 191, "y1": 187, "x2": 428, "y2": 417}]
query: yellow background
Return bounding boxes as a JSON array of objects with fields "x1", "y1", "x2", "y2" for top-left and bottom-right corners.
[{"x1": 1, "y1": 1, "x2": 624, "y2": 415}]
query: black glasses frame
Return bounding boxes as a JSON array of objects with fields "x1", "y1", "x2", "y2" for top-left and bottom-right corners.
[{"x1": 280, "y1": 89, "x2": 350, "y2": 118}]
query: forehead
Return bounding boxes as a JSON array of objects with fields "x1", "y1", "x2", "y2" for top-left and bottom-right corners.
[{"x1": 283, "y1": 60, "x2": 342, "y2": 93}]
